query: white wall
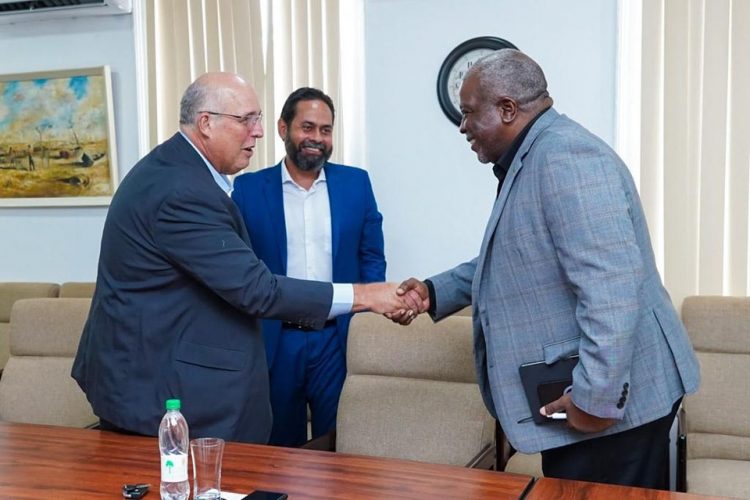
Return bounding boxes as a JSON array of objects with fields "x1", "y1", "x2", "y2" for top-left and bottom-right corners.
[
  {"x1": 0, "y1": 14, "x2": 138, "y2": 282},
  {"x1": 0, "y1": 1, "x2": 616, "y2": 284},
  {"x1": 364, "y1": 0, "x2": 618, "y2": 281}
]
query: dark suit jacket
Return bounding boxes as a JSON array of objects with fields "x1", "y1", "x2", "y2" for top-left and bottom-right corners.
[
  {"x1": 72, "y1": 133, "x2": 333, "y2": 443},
  {"x1": 231, "y1": 162, "x2": 385, "y2": 368}
]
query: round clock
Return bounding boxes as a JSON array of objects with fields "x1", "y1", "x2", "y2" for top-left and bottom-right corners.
[{"x1": 436, "y1": 36, "x2": 518, "y2": 125}]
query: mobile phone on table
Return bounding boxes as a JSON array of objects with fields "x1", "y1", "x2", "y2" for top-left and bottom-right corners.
[{"x1": 240, "y1": 491, "x2": 289, "y2": 500}]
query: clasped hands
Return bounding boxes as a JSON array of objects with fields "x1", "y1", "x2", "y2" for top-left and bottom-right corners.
[{"x1": 351, "y1": 278, "x2": 429, "y2": 321}]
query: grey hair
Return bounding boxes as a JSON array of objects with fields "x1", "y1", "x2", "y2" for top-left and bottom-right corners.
[
  {"x1": 179, "y1": 79, "x2": 232, "y2": 125},
  {"x1": 179, "y1": 79, "x2": 209, "y2": 125},
  {"x1": 468, "y1": 49, "x2": 549, "y2": 110}
]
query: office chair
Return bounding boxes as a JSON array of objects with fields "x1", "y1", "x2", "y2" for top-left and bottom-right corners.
[
  {"x1": 678, "y1": 296, "x2": 750, "y2": 498},
  {"x1": 0, "y1": 298, "x2": 97, "y2": 428},
  {"x1": 0, "y1": 282, "x2": 60, "y2": 371},
  {"x1": 305, "y1": 313, "x2": 496, "y2": 468}
]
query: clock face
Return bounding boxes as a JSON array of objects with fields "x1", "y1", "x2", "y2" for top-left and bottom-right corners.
[
  {"x1": 445, "y1": 48, "x2": 499, "y2": 114},
  {"x1": 437, "y1": 37, "x2": 518, "y2": 125}
]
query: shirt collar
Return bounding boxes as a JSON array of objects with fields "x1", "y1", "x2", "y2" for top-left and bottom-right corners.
[
  {"x1": 179, "y1": 130, "x2": 233, "y2": 195},
  {"x1": 492, "y1": 106, "x2": 551, "y2": 183},
  {"x1": 281, "y1": 158, "x2": 326, "y2": 189}
]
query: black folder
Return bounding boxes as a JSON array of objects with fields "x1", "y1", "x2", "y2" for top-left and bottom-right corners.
[{"x1": 519, "y1": 355, "x2": 579, "y2": 424}]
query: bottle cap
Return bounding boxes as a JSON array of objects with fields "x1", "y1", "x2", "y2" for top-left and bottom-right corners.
[{"x1": 165, "y1": 399, "x2": 181, "y2": 410}]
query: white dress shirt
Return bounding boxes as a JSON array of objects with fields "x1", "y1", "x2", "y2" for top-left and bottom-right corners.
[
  {"x1": 281, "y1": 160, "x2": 332, "y2": 281},
  {"x1": 281, "y1": 160, "x2": 352, "y2": 318}
]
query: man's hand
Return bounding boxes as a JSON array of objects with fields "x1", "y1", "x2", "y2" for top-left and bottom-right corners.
[
  {"x1": 541, "y1": 392, "x2": 616, "y2": 433},
  {"x1": 386, "y1": 278, "x2": 430, "y2": 325},
  {"x1": 352, "y1": 282, "x2": 411, "y2": 316}
]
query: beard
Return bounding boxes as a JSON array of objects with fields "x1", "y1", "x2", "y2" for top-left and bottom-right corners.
[
  {"x1": 284, "y1": 133, "x2": 332, "y2": 172},
  {"x1": 476, "y1": 149, "x2": 491, "y2": 164}
]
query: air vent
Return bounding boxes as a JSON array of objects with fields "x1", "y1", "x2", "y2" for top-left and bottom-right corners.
[{"x1": 0, "y1": 0, "x2": 131, "y2": 24}]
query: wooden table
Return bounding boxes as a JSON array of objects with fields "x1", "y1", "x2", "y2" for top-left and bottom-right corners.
[
  {"x1": 525, "y1": 477, "x2": 731, "y2": 500},
  {"x1": 0, "y1": 422, "x2": 532, "y2": 499}
]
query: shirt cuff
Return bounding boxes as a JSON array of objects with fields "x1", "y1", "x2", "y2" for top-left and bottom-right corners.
[
  {"x1": 424, "y1": 279, "x2": 437, "y2": 316},
  {"x1": 328, "y1": 283, "x2": 354, "y2": 319}
]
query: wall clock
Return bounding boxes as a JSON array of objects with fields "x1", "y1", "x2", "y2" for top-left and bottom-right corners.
[{"x1": 436, "y1": 36, "x2": 518, "y2": 125}]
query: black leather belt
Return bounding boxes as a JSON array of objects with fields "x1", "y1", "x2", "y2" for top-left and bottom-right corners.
[{"x1": 281, "y1": 319, "x2": 337, "y2": 332}]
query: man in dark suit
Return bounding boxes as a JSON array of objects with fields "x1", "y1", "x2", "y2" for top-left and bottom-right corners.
[
  {"x1": 71, "y1": 72, "x2": 404, "y2": 444},
  {"x1": 232, "y1": 88, "x2": 386, "y2": 446}
]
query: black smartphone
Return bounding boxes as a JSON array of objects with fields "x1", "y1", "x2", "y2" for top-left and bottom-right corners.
[
  {"x1": 240, "y1": 491, "x2": 289, "y2": 500},
  {"x1": 537, "y1": 379, "x2": 572, "y2": 407}
]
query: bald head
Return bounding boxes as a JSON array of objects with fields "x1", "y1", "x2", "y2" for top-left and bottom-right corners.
[
  {"x1": 467, "y1": 49, "x2": 550, "y2": 113},
  {"x1": 458, "y1": 50, "x2": 553, "y2": 164},
  {"x1": 178, "y1": 72, "x2": 264, "y2": 175},
  {"x1": 179, "y1": 72, "x2": 254, "y2": 127}
]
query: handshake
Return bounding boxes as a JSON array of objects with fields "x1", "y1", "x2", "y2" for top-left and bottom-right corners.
[{"x1": 353, "y1": 278, "x2": 430, "y2": 325}]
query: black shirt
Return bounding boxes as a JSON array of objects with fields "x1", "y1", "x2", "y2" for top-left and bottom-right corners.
[
  {"x1": 494, "y1": 106, "x2": 551, "y2": 197},
  {"x1": 425, "y1": 106, "x2": 551, "y2": 314}
]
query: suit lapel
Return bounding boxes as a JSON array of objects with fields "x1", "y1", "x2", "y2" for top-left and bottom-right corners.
[
  {"x1": 263, "y1": 163, "x2": 288, "y2": 274},
  {"x1": 324, "y1": 164, "x2": 341, "y2": 266},
  {"x1": 474, "y1": 109, "x2": 561, "y2": 290}
]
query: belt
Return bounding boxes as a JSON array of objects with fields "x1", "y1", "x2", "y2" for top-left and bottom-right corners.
[{"x1": 281, "y1": 319, "x2": 337, "y2": 332}]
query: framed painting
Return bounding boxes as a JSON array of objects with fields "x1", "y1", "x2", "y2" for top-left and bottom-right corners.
[{"x1": 0, "y1": 66, "x2": 118, "y2": 207}]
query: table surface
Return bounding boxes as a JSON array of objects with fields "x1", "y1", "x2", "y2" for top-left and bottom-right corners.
[
  {"x1": 0, "y1": 422, "x2": 733, "y2": 499},
  {"x1": 525, "y1": 477, "x2": 731, "y2": 500},
  {"x1": 0, "y1": 421, "x2": 533, "y2": 499}
]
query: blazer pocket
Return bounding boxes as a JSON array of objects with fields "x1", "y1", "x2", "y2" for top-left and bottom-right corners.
[
  {"x1": 543, "y1": 336, "x2": 581, "y2": 364},
  {"x1": 175, "y1": 341, "x2": 247, "y2": 371}
]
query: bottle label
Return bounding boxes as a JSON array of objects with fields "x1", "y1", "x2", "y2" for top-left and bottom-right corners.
[{"x1": 160, "y1": 453, "x2": 188, "y2": 482}]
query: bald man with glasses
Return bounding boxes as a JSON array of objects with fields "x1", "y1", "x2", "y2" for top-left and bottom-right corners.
[{"x1": 72, "y1": 72, "x2": 407, "y2": 444}]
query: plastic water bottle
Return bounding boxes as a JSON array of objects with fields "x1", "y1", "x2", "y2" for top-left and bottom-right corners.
[{"x1": 159, "y1": 399, "x2": 190, "y2": 500}]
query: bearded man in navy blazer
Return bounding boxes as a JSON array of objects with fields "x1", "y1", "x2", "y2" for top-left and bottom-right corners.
[
  {"x1": 72, "y1": 73, "x2": 403, "y2": 444},
  {"x1": 232, "y1": 88, "x2": 386, "y2": 446}
]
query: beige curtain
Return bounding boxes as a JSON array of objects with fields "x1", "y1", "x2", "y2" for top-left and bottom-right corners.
[
  {"x1": 618, "y1": 0, "x2": 750, "y2": 306},
  {"x1": 141, "y1": 0, "x2": 358, "y2": 172}
]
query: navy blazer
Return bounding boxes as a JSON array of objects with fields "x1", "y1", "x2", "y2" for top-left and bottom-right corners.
[
  {"x1": 72, "y1": 133, "x2": 333, "y2": 443},
  {"x1": 232, "y1": 161, "x2": 385, "y2": 367}
]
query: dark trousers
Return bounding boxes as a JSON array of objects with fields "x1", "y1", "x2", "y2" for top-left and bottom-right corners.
[
  {"x1": 268, "y1": 323, "x2": 346, "y2": 447},
  {"x1": 99, "y1": 418, "x2": 149, "y2": 437},
  {"x1": 541, "y1": 398, "x2": 681, "y2": 489}
]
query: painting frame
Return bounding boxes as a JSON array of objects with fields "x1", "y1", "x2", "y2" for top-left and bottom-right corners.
[{"x1": 0, "y1": 66, "x2": 118, "y2": 207}]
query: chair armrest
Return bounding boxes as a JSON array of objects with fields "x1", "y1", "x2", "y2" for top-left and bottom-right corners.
[
  {"x1": 676, "y1": 406, "x2": 687, "y2": 492},
  {"x1": 466, "y1": 442, "x2": 496, "y2": 469},
  {"x1": 301, "y1": 430, "x2": 336, "y2": 452},
  {"x1": 495, "y1": 419, "x2": 515, "y2": 471}
]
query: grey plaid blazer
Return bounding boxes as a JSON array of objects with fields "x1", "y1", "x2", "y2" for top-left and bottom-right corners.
[{"x1": 429, "y1": 108, "x2": 700, "y2": 453}]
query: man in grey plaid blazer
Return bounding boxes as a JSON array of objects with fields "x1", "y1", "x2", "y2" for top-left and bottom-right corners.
[{"x1": 395, "y1": 50, "x2": 700, "y2": 488}]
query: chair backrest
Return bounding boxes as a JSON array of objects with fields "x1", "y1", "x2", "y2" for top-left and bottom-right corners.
[
  {"x1": 336, "y1": 313, "x2": 494, "y2": 466},
  {"x1": 59, "y1": 282, "x2": 96, "y2": 298},
  {"x1": 0, "y1": 282, "x2": 60, "y2": 370},
  {"x1": 0, "y1": 298, "x2": 96, "y2": 428},
  {"x1": 681, "y1": 296, "x2": 750, "y2": 461}
]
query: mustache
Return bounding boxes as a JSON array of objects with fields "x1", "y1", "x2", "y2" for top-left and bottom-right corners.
[{"x1": 299, "y1": 140, "x2": 325, "y2": 151}]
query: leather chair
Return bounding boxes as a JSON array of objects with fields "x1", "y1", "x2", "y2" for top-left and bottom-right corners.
[
  {"x1": 0, "y1": 298, "x2": 96, "y2": 428},
  {"x1": 305, "y1": 313, "x2": 495, "y2": 468},
  {"x1": 677, "y1": 296, "x2": 750, "y2": 498}
]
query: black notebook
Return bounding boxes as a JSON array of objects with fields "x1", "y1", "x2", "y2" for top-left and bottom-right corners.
[{"x1": 519, "y1": 355, "x2": 579, "y2": 424}]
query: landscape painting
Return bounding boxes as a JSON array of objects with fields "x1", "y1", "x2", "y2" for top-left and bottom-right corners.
[{"x1": 0, "y1": 66, "x2": 118, "y2": 206}]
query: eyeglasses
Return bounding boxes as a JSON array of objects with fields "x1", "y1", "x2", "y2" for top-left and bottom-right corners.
[{"x1": 200, "y1": 110, "x2": 263, "y2": 128}]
